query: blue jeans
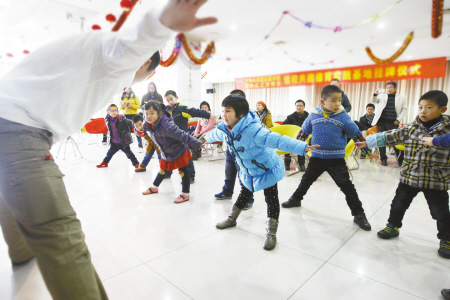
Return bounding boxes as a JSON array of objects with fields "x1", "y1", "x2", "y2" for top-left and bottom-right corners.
[
  {"x1": 103, "y1": 142, "x2": 139, "y2": 165},
  {"x1": 142, "y1": 147, "x2": 161, "y2": 166},
  {"x1": 222, "y1": 150, "x2": 254, "y2": 203}
]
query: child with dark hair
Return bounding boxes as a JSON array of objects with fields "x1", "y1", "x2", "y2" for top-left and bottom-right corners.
[
  {"x1": 97, "y1": 104, "x2": 140, "y2": 168},
  {"x1": 121, "y1": 87, "x2": 142, "y2": 148},
  {"x1": 132, "y1": 114, "x2": 161, "y2": 172},
  {"x1": 206, "y1": 95, "x2": 319, "y2": 250},
  {"x1": 357, "y1": 90, "x2": 450, "y2": 259},
  {"x1": 164, "y1": 90, "x2": 215, "y2": 183},
  {"x1": 282, "y1": 85, "x2": 376, "y2": 231},
  {"x1": 214, "y1": 90, "x2": 254, "y2": 207},
  {"x1": 193, "y1": 101, "x2": 216, "y2": 141},
  {"x1": 141, "y1": 101, "x2": 201, "y2": 203}
]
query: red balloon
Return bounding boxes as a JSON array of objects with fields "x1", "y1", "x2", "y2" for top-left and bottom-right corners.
[
  {"x1": 91, "y1": 24, "x2": 101, "y2": 30},
  {"x1": 106, "y1": 14, "x2": 116, "y2": 23}
]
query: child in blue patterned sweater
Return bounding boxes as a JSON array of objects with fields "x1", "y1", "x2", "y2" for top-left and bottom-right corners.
[{"x1": 282, "y1": 85, "x2": 377, "y2": 230}]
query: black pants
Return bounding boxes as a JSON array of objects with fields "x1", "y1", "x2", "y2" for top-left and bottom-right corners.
[
  {"x1": 235, "y1": 183, "x2": 279, "y2": 220},
  {"x1": 284, "y1": 154, "x2": 305, "y2": 167},
  {"x1": 292, "y1": 157, "x2": 365, "y2": 216},
  {"x1": 103, "y1": 142, "x2": 139, "y2": 165},
  {"x1": 377, "y1": 119, "x2": 404, "y2": 163},
  {"x1": 388, "y1": 182, "x2": 450, "y2": 240},
  {"x1": 125, "y1": 114, "x2": 142, "y2": 147},
  {"x1": 153, "y1": 165, "x2": 190, "y2": 194}
]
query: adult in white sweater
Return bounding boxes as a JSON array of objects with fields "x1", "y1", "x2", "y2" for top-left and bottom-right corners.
[{"x1": 0, "y1": 1, "x2": 216, "y2": 299}]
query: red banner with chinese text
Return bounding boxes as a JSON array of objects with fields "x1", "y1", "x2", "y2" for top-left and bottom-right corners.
[{"x1": 235, "y1": 57, "x2": 447, "y2": 90}]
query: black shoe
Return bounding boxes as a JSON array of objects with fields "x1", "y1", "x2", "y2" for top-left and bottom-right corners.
[
  {"x1": 354, "y1": 214, "x2": 371, "y2": 231},
  {"x1": 215, "y1": 192, "x2": 232, "y2": 200},
  {"x1": 300, "y1": 164, "x2": 306, "y2": 172},
  {"x1": 381, "y1": 159, "x2": 388, "y2": 166},
  {"x1": 190, "y1": 178, "x2": 195, "y2": 184},
  {"x1": 282, "y1": 195, "x2": 301, "y2": 208},
  {"x1": 442, "y1": 289, "x2": 450, "y2": 300}
]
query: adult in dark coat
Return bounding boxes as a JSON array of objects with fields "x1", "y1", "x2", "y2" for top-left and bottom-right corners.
[
  {"x1": 331, "y1": 78, "x2": 351, "y2": 113},
  {"x1": 283, "y1": 99, "x2": 309, "y2": 171}
]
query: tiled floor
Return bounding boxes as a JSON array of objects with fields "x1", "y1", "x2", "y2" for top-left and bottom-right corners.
[{"x1": 0, "y1": 138, "x2": 449, "y2": 299}]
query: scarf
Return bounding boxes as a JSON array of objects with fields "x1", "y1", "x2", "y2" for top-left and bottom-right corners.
[
  {"x1": 259, "y1": 108, "x2": 268, "y2": 124},
  {"x1": 365, "y1": 113, "x2": 375, "y2": 125}
]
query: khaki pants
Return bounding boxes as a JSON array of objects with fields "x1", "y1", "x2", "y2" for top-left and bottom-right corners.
[{"x1": 0, "y1": 118, "x2": 108, "y2": 300}]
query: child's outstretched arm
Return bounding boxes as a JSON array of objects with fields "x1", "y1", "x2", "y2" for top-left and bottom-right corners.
[
  {"x1": 255, "y1": 128, "x2": 319, "y2": 156},
  {"x1": 356, "y1": 125, "x2": 409, "y2": 150},
  {"x1": 181, "y1": 106, "x2": 214, "y2": 120},
  {"x1": 422, "y1": 133, "x2": 450, "y2": 147},
  {"x1": 205, "y1": 128, "x2": 225, "y2": 144},
  {"x1": 166, "y1": 122, "x2": 202, "y2": 149}
]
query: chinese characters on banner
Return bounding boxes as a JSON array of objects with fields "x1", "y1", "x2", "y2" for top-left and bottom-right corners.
[{"x1": 235, "y1": 57, "x2": 447, "y2": 90}]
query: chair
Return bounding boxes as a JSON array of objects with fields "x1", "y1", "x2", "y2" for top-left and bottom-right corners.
[
  {"x1": 345, "y1": 139, "x2": 360, "y2": 180},
  {"x1": 366, "y1": 126, "x2": 377, "y2": 136},
  {"x1": 83, "y1": 118, "x2": 108, "y2": 145},
  {"x1": 394, "y1": 144, "x2": 405, "y2": 166},
  {"x1": 269, "y1": 125, "x2": 302, "y2": 176},
  {"x1": 188, "y1": 121, "x2": 198, "y2": 127},
  {"x1": 272, "y1": 123, "x2": 281, "y2": 127},
  {"x1": 204, "y1": 141, "x2": 225, "y2": 161},
  {"x1": 56, "y1": 136, "x2": 83, "y2": 160},
  {"x1": 274, "y1": 121, "x2": 284, "y2": 125}
]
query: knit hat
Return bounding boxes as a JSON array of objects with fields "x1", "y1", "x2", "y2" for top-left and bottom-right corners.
[{"x1": 257, "y1": 101, "x2": 266, "y2": 107}]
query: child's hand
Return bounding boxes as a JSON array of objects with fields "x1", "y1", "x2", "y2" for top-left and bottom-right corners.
[
  {"x1": 355, "y1": 141, "x2": 368, "y2": 149},
  {"x1": 422, "y1": 137, "x2": 434, "y2": 146},
  {"x1": 210, "y1": 114, "x2": 217, "y2": 120},
  {"x1": 305, "y1": 144, "x2": 320, "y2": 152},
  {"x1": 368, "y1": 153, "x2": 379, "y2": 161}
]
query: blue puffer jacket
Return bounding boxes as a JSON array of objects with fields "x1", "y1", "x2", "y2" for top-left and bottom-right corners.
[
  {"x1": 206, "y1": 110, "x2": 308, "y2": 192},
  {"x1": 144, "y1": 111, "x2": 201, "y2": 161},
  {"x1": 302, "y1": 105, "x2": 360, "y2": 159}
]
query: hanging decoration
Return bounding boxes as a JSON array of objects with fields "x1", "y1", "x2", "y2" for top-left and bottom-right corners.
[
  {"x1": 120, "y1": 0, "x2": 133, "y2": 12},
  {"x1": 23, "y1": 50, "x2": 30, "y2": 54},
  {"x1": 431, "y1": 0, "x2": 444, "y2": 38},
  {"x1": 112, "y1": 0, "x2": 139, "y2": 32},
  {"x1": 276, "y1": 44, "x2": 353, "y2": 66},
  {"x1": 365, "y1": 31, "x2": 414, "y2": 64},
  {"x1": 6, "y1": 53, "x2": 13, "y2": 58},
  {"x1": 159, "y1": 34, "x2": 215, "y2": 67},
  {"x1": 201, "y1": 71, "x2": 207, "y2": 79},
  {"x1": 106, "y1": 14, "x2": 117, "y2": 24},
  {"x1": 92, "y1": 24, "x2": 101, "y2": 30},
  {"x1": 179, "y1": 34, "x2": 215, "y2": 65}
]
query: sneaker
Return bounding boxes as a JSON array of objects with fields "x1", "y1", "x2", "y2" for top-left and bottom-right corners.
[
  {"x1": 377, "y1": 223, "x2": 399, "y2": 239},
  {"x1": 135, "y1": 164, "x2": 146, "y2": 172},
  {"x1": 438, "y1": 240, "x2": 450, "y2": 259},
  {"x1": 215, "y1": 192, "x2": 232, "y2": 200},
  {"x1": 381, "y1": 159, "x2": 388, "y2": 166},
  {"x1": 96, "y1": 162, "x2": 108, "y2": 168},
  {"x1": 282, "y1": 195, "x2": 301, "y2": 208},
  {"x1": 353, "y1": 214, "x2": 371, "y2": 231},
  {"x1": 243, "y1": 202, "x2": 253, "y2": 210},
  {"x1": 174, "y1": 194, "x2": 190, "y2": 203},
  {"x1": 134, "y1": 164, "x2": 140, "y2": 169},
  {"x1": 142, "y1": 187, "x2": 158, "y2": 195},
  {"x1": 300, "y1": 164, "x2": 306, "y2": 172},
  {"x1": 442, "y1": 289, "x2": 450, "y2": 300},
  {"x1": 102, "y1": 141, "x2": 107, "y2": 145}
]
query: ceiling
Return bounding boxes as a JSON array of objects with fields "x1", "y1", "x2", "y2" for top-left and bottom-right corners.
[{"x1": 1, "y1": 0, "x2": 450, "y2": 82}]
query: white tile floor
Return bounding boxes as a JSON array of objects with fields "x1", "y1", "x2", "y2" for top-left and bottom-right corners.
[{"x1": 1, "y1": 137, "x2": 449, "y2": 300}]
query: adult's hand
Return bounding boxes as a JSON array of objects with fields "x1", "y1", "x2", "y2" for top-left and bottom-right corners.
[{"x1": 160, "y1": 0, "x2": 218, "y2": 32}]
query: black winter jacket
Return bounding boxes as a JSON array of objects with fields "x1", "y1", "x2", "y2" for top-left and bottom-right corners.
[
  {"x1": 283, "y1": 111, "x2": 309, "y2": 127},
  {"x1": 105, "y1": 114, "x2": 133, "y2": 147},
  {"x1": 166, "y1": 102, "x2": 211, "y2": 132}
]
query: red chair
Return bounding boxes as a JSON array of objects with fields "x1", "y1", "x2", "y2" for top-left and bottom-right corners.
[
  {"x1": 84, "y1": 118, "x2": 108, "y2": 134},
  {"x1": 274, "y1": 121, "x2": 284, "y2": 125},
  {"x1": 188, "y1": 121, "x2": 198, "y2": 127}
]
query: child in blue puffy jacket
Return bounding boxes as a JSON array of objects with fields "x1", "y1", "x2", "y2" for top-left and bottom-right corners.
[
  {"x1": 206, "y1": 95, "x2": 319, "y2": 250},
  {"x1": 282, "y1": 85, "x2": 376, "y2": 231}
]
